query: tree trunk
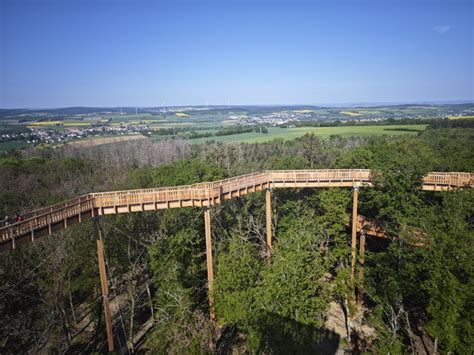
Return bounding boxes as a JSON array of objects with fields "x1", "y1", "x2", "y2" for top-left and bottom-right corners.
[
  {"x1": 146, "y1": 281, "x2": 154, "y2": 320},
  {"x1": 405, "y1": 310, "x2": 415, "y2": 354},
  {"x1": 59, "y1": 303, "x2": 72, "y2": 345},
  {"x1": 68, "y1": 270, "x2": 77, "y2": 325},
  {"x1": 343, "y1": 298, "x2": 351, "y2": 344},
  {"x1": 128, "y1": 289, "x2": 135, "y2": 353}
]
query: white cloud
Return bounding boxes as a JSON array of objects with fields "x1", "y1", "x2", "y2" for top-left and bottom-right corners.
[{"x1": 432, "y1": 25, "x2": 451, "y2": 34}]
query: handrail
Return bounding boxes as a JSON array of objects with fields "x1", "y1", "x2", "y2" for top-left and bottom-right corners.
[
  {"x1": 423, "y1": 172, "x2": 473, "y2": 187},
  {"x1": 0, "y1": 198, "x2": 95, "y2": 242},
  {"x1": 0, "y1": 170, "x2": 472, "y2": 248}
]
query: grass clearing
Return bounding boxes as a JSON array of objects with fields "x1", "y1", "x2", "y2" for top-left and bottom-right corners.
[
  {"x1": 162, "y1": 122, "x2": 193, "y2": 126},
  {"x1": 188, "y1": 125, "x2": 427, "y2": 144},
  {"x1": 175, "y1": 112, "x2": 191, "y2": 117}
]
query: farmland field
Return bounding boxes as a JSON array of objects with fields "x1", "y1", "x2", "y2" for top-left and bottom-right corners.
[
  {"x1": 188, "y1": 124, "x2": 427, "y2": 144},
  {"x1": 0, "y1": 141, "x2": 29, "y2": 151},
  {"x1": 60, "y1": 134, "x2": 147, "y2": 147},
  {"x1": 341, "y1": 111, "x2": 363, "y2": 116},
  {"x1": 448, "y1": 115, "x2": 474, "y2": 120}
]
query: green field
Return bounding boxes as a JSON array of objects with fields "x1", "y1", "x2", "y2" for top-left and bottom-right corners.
[
  {"x1": 0, "y1": 141, "x2": 29, "y2": 151},
  {"x1": 188, "y1": 125, "x2": 427, "y2": 144}
]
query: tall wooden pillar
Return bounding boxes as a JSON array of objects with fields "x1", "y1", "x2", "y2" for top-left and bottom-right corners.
[
  {"x1": 203, "y1": 208, "x2": 216, "y2": 351},
  {"x1": 357, "y1": 230, "x2": 366, "y2": 308},
  {"x1": 265, "y1": 189, "x2": 272, "y2": 253},
  {"x1": 350, "y1": 186, "x2": 359, "y2": 305},
  {"x1": 92, "y1": 217, "x2": 114, "y2": 352}
]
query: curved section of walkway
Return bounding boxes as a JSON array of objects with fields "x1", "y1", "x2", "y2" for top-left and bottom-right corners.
[
  {"x1": 0, "y1": 169, "x2": 472, "y2": 252},
  {"x1": 422, "y1": 172, "x2": 473, "y2": 191}
]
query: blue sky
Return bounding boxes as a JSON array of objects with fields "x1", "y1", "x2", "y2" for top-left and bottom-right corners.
[{"x1": 0, "y1": 0, "x2": 472, "y2": 108}]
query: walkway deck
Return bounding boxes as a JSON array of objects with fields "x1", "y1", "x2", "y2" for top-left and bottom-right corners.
[{"x1": 0, "y1": 169, "x2": 471, "y2": 252}]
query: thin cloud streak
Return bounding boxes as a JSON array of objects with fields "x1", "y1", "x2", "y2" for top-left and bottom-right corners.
[{"x1": 432, "y1": 25, "x2": 451, "y2": 34}]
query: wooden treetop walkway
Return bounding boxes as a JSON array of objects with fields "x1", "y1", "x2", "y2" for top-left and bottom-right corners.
[
  {"x1": 0, "y1": 169, "x2": 472, "y2": 252},
  {"x1": 422, "y1": 172, "x2": 473, "y2": 191}
]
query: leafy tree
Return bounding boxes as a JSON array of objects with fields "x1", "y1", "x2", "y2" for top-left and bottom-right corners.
[
  {"x1": 421, "y1": 190, "x2": 474, "y2": 353},
  {"x1": 256, "y1": 208, "x2": 331, "y2": 352},
  {"x1": 300, "y1": 133, "x2": 322, "y2": 168},
  {"x1": 129, "y1": 159, "x2": 226, "y2": 188},
  {"x1": 214, "y1": 234, "x2": 262, "y2": 331}
]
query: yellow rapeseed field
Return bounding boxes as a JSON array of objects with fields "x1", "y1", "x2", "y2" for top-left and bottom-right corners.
[
  {"x1": 292, "y1": 109, "x2": 315, "y2": 113},
  {"x1": 448, "y1": 115, "x2": 474, "y2": 120},
  {"x1": 28, "y1": 121, "x2": 62, "y2": 125},
  {"x1": 341, "y1": 111, "x2": 363, "y2": 116},
  {"x1": 63, "y1": 122, "x2": 91, "y2": 126}
]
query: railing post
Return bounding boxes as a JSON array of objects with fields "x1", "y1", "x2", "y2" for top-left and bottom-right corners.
[
  {"x1": 203, "y1": 207, "x2": 216, "y2": 352},
  {"x1": 31, "y1": 219, "x2": 35, "y2": 242},
  {"x1": 92, "y1": 216, "x2": 114, "y2": 353},
  {"x1": 48, "y1": 214, "x2": 52, "y2": 235},
  {"x1": 265, "y1": 189, "x2": 273, "y2": 254},
  {"x1": 350, "y1": 186, "x2": 359, "y2": 305},
  {"x1": 10, "y1": 227, "x2": 16, "y2": 250},
  {"x1": 357, "y1": 230, "x2": 366, "y2": 308}
]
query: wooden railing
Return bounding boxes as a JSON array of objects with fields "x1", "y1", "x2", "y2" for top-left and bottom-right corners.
[
  {"x1": 20, "y1": 195, "x2": 93, "y2": 221},
  {"x1": 269, "y1": 169, "x2": 371, "y2": 184},
  {"x1": 0, "y1": 196, "x2": 94, "y2": 249},
  {"x1": 91, "y1": 170, "x2": 372, "y2": 209},
  {"x1": 422, "y1": 172, "x2": 474, "y2": 190},
  {"x1": 0, "y1": 169, "x2": 471, "y2": 251}
]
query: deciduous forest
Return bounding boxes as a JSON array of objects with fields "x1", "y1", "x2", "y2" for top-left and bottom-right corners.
[{"x1": 1, "y1": 126, "x2": 473, "y2": 353}]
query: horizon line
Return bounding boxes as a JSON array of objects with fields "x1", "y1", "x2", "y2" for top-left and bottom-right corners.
[{"x1": 1, "y1": 99, "x2": 474, "y2": 111}]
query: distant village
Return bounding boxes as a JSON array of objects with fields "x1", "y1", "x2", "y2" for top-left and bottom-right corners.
[
  {"x1": 1, "y1": 105, "x2": 473, "y2": 147},
  {"x1": 1, "y1": 125, "x2": 148, "y2": 145},
  {"x1": 236, "y1": 111, "x2": 386, "y2": 126}
]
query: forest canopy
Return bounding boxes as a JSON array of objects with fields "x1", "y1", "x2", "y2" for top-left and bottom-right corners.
[{"x1": 0, "y1": 128, "x2": 473, "y2": 353}]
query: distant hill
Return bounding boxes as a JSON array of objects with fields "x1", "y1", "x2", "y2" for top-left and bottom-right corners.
[{"x1": 1, "y1": 103, "x2": 473, "y2": 120}]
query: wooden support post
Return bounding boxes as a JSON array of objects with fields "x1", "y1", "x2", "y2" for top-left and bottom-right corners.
[
  {"x1": 204, "y1": 208, "x2": 216, "y2": 351},
  {"x1": 265, "y1": 189, "x2": 273, "y2": 254},
  {"x1": 92, "y1": 217, "x2": 114, "y2": 353},
  {"x1": 357, "y1": 230, "x2": 366, "y2": 308},
  {"x1": 350, "y1": 186, "x2": 359, "y2": 305}
]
